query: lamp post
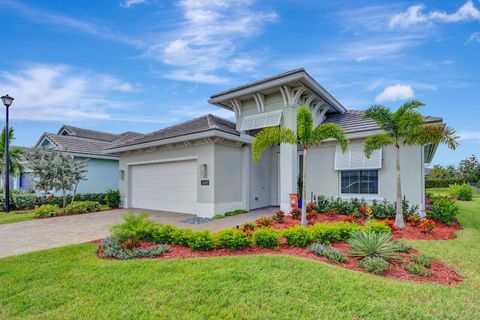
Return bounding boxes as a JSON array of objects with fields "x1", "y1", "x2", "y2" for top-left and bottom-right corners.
[{"x1": 1, "y1": 95, "x2": 14, "y2": 212}]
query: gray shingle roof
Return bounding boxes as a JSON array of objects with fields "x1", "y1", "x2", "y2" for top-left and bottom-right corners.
[
  {"x1": 105, "y1": 114, "x2": 239, "y2": 150},
  {"x1": 59, "y1": 125, "x2": 120, "y2": 142},
  {"x1": 42, "y1": 133, "x2": 114, "y2": 156},
  {"x1": 323, "y1": 110, "x2": 443, "y2": 134}
]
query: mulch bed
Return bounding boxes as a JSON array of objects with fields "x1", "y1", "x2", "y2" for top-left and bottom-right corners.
[
  {"x1": 268, "y1": 215, "x2": 462, "y2": 240},
  {"x1": 94, "y1": 240, "x2": 463, "y2": 286}
]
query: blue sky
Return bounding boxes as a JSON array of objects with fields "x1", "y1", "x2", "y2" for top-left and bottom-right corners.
[{"x1": 0, "y1": 0, "x2": 479, "y2": 166}]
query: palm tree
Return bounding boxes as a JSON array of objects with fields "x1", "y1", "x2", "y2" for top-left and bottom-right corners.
[
  {"x1": 363, "y1": 100, "x2": 458, "y2": 229},
  {"x1": 0, "y1": 127, "x2": 25, "y2": 197},
  {"x1": 253, "y1": 105, "x2": 348, "y2": 226}
]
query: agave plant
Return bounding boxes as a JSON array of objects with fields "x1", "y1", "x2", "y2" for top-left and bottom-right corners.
[{"x1": 348, "y1": 231, "x2": 400, "y2": 262}]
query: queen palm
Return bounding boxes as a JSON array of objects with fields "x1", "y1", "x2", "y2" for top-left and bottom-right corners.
[
  {"x1": 0, "y1": 127, "x2": 25, "y2": 197},
  {"x1": 253, "y1": 105, "x2": 348, "y2": 226},
  {"x1": 363, "y1": 100, "x2": 458, "y2": 229}
]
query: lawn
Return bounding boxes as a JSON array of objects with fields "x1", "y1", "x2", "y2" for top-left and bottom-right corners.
[
  {"x1": 0, "y1": 211, "x2": 35, "y2": 225},
  {"x1": 0, "y1": 189, "x2": 479, "y2": 319}
]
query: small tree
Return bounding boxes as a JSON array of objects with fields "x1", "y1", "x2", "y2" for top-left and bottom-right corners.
[
  {"x1": 363, "y1": 100, "x2": 458, "y2": 229},
  {"x1": 0, "y1": 127, "x2": 25, "y2": 197},
  {"x1": 458, "y1": 155, "x2": 480, "y2": 183},
  {"x1": 252, "y1": 105, "x2": 348, "y2": 226}
]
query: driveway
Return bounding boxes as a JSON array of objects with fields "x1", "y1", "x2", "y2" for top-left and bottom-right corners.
[{"x1": 0, "y1": 207, "x2": 276, "y2": 258}]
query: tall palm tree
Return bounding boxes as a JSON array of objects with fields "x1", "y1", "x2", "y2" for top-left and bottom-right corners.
[
  {"x1": 363, "y1": 100, "x2": 458, "y2": 229},
  {"x1": 0, "y1": 127, "x2": 25, "y2": 197},
  {"x1": 253, "y1": 105, "x2": 348, "y2": 226}
]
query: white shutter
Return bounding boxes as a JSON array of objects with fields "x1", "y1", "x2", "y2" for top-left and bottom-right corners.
[
  {"x1": 240, "y1": 111, "x2": 283, "y2": 131},
  {"x1": 334, "y1": 144, "x2": 382, "y2": 170}
]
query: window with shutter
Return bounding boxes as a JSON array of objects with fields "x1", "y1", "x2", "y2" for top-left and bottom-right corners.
[
  {"x1": 334, "y1": 144, "x2": 382, "y2": 170},
  {"x1": 240, "y1": 111, "x2": 283, "y2": 131}
]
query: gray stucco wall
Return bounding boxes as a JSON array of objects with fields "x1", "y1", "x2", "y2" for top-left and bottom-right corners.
[
  {"x1": 306, "y1": 140, "x2": 424, "y2": 210},
  {"x1": 74, "y1": 157, "x2": 119, "y2": 194},
  {"x1": 213, "y1": 143, "x2": 243, "y2": 213}
]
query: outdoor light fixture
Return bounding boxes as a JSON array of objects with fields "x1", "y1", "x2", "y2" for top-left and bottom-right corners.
[
  {"x1": 1, "y1": 94, "x2": 14, "y2": 212},
  {"x1": 200, "y1": 164, "x2": 208, "y2": 179}
]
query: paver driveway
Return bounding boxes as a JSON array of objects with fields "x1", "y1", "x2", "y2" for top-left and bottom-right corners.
[{"x1": 0, "y1": 207, "x2": 275, "y2": 258}]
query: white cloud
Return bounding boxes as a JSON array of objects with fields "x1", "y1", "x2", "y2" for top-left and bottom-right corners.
[
  {"x1": 466, "y1": 32, "x2": 480, "y2": 44},
  {"x1": 458, "y1": 131, "x2": 480, "y2": 142},
  {"x1": 120, "y1": 0, "x2": 146, "y2": 8},
  {"x1": 389, "y1": 1, "x2": 480, "y2": 29},
  {"x1": 0, "y1": 64, "x2": 141, "y2": 121},
  {"x1": 375, "y1": 84, "x2": 414, "y2": 102}
]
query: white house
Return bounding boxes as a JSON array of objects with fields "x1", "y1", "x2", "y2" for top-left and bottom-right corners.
[{"x1": 105, "y1": 69, "x2": 441, "y2": 217}]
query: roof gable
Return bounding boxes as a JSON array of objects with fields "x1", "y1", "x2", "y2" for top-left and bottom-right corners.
[{"x1": 57, "y1": 125, "x2": 120, "y2": 142}]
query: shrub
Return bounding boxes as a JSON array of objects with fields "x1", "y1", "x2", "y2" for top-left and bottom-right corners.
[
  {"x1": 132, "y1": 244, "x2": 171, "y2": 258},
  {"x1": 34, "y1": 204, "x2": 62, "y2": 218},
  {"x1": 188, "y1": 231, "x2": 216, "y2": 251},
  {"x1": 326, "y1": 210, "x2": 337, "y2": 219},
  {"x1": 255, "y1": 216, "x2": 273, "y2": 227},
  {"x1": 363, "y1": 220, "x2": 392, "y2": 234},
  {"x1": 427, "y1": 196, "x2": 459, "y2": 224},
  {"x1": 358, "y1": 256, "x2": 389, "y2": 275},
  {"x1": 152, "y1": 224, "x2": 176, "y2": 244},
  {"x1": 48, "y1": 193, "x2": 107, "y2": 206},
  {"x1": 110, "y1": 213, "x2": 160, "y2": 244},
  {"x1": 215, "y1": 229, "x2": 251, "y2": 250},
  {"x1": 306, "y1": 210, "x2": 318, "y2": 221},
  {"x1": 310, "y1": 222, "x2": 361, "y2": 244},
  {"x1": 252, "y1": 228, "x2": 279, "y2": 249},
  {"x1": 213, "y1": 214, "x2": 224, "y2": 219},
  {"x1": 406, "y1": 215, "x2": 420, "y2": 226},
  {"x1": 448, "y1": 183, "x2": 473, "y2": 201},
  {"x1": 391, "y1": 240, "x2": 412, "y2": 253},
  {"x1": 412, "y1": 254, "x2": 432, "y2": 268},
  {"x1": 64, "y1": 201, "x2": 101, "y2": 215},
  {"x1": 224, "y1": 209, "x2": 248, "y2": 217},
  {"x1": 309, "y1": 243, "x2": 347, "y2": 263},
  {"x1": 238, "y1": 222, "x2": 257, "y2": 236},
  {"x1": 283, "y1": 226, "x2": 312, "y2": 247},
  {"x1": 170, "y1": 228, "x2": 193, "y2": 246},
  {"x1": 290, "y1": 208, "x2": 301, "y2": 220},
  {"x1": 329, "y1": 198, "x2": 356, "y2": 215},
  {"x1": 425, "y1": 178, "x2": 465, "y2": 188},
  {"x1": 419, "y1": 219, "x2": 436, "y2": 234},
  {"x1": 315, "y1": 195, "x2": 331, "y2": 213},
  {"x1": 101, "y1": 238, "x2": 169, "y2": 260},
  {"x1": 272, "y1": 210, "x2": 285, "y2": 223},
  {"x1": 371, "y1": 200, "x2": 396, "y2": 219},
  {"x1": 405, "y1": 263, "x2": 432, "y2": 276},
  {"x1": 358, "y1": 205, "x2": 373, "y2": 220},
  {"x1": 348, "y1": 232, "x2": 399, "y2": 262},
  {"x1": 10, "y1": 190, "x2": 37, "y2": 210},
  {"x1": 306, "y1": 202, "x2": 317, "y2": 213},
  {"x1": 105, "y1": 189, "x2": 121, "y2": 208}
]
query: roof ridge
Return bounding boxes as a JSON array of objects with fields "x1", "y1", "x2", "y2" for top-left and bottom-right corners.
[
  {"x1": 145, "y1": 114, "x2": 211, "y2": 137},
  {"x1": 45, "y1": 133, "x2": 112, "y2": 144},
  {"x1": 61, "y1": 124, "x2": 120, "y2": 138}
]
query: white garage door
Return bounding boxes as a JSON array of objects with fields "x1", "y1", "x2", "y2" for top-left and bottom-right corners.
[{"x1": 130, "y1": 160, "x2": 197, "y2": 213}]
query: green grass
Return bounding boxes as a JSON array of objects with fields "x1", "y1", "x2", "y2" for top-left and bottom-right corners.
[
  {"x1": 0, "y1": 211, "x2": 35, "y2": 225},
  {"x1": 0, "y1": 189, "x2": 479, "y2": 319}
]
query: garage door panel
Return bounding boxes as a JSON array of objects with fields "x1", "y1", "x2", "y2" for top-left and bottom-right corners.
[{"x1": 130, "y1": 160, "x2": 197, "y2": 212}]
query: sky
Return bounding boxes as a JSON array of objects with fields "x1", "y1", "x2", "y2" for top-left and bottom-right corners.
[{"x1": 0, "y1": 0, "x2": 479, "y2": 166}]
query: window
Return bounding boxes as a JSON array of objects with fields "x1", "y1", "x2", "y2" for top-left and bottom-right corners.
[{"x1": 341, "y1": 170, "x2": 378, "y2": 194}]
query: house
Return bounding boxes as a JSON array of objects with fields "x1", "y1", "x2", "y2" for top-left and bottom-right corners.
[
  {"x1": 34, "y1": 125, "x2": 141, "y2": 194},
  {"x1": 105, "y1": 68, "x2": 442, "y2": 217}
]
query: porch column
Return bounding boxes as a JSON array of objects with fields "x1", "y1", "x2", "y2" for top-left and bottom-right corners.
[
  {"x1": 241, "y1": 145, "x2": 250, "y2": 210},
  {"x1": 279, "y1": 105, "x2": 298, "y2": 212}
]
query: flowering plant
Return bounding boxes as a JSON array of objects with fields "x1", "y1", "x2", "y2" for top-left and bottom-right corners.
[{"x1": 419, "y1": 219, "x2": 436, "y2": 234}]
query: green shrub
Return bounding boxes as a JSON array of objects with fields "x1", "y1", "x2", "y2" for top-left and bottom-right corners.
[
  {"x1": 283, "y1": 226, "x2": 312, "y2": 247},
  {"x1": 310, "y1": 222, "x2": 361, "y2": 244},
  {"x1": 371, "y1": 200, "x2": 396, "y2": 219},
  {"x1": 348, "y1": 232, "x2": 399, "y2": 262},
  {"x1": 391, "y1": 240, "x2": 412, "y2": 253},
  {"x1": 412, "y1": 254, "x2": 432, "y2": 268},
  {"x1": 105, "y1": 189, "x2": 121, "y2": 208},
  {"x1": 448, "y1": 183, "x2": 473, "y2": 201},
  {"x1": 10, "y1": 190, "x2": 37, "y2": 210},
  {"x1": 152, "y1": 225, "x2": 176, "y2": 244},
  {"x1": 255, "y1": 216, "x2": 274, "y2": 227},
  {"x1": 188, "y1": 231, "x2": 216, "y2": 251},
  {"x1": 252, "y1": 228, "x2": 279, "y2": 249},
  {"x1": 101, "y1": 238, "x2": 170, "y2": 260},
  {"x1": 358, "y1": 256, "x2": 389, "y2": 275},
  {"x1": 215, "y1": 229, "x2": 251, "y2": 250},
  {"x1": 427, "y1": 196, "x2": 459, "y2": 224},
  {"x1": 329, "y1": 197, "x2": 356, "y2": 215},
  {"x1": 315, "y1": 195, "x2": 331, "y2": 213},
  {"x1": 425, "y1": 178, "x2": 466, "y2": 188},
  {"x1": 64, "y1": 201, "x2": 101, "y2": 215},
  {"x1": 363, "y1": 220, "x2": 392, "y2": 234},
  {"x1": 224, "y1": 209, "x2": 248, "y2": 217},
  {"x1": 170, "y1": 228, "x2": 193, "y2": 246},
  {"x1": 213, "y1": 214, "x2": 224, "y2": 219},
  {"x1": 405, "y1": 263, "x2": 432, "y2": 276},
  {"x1": 309, "y1": 243, "x2": 347, "y2": 263},
  {"x1": 110, "y1": 213, "x2": 160, "y2": 243},
  {"x1": 34, "y1": 204, "x2": 63, "y2": 218}
]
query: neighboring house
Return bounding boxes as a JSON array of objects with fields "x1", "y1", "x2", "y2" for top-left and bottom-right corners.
[
  {"x1": 34, "y1": 125, "x2": 141, "y2": 194},
  {"x1": 104, "y1": 68, "x2": 443, "y2": 217}
]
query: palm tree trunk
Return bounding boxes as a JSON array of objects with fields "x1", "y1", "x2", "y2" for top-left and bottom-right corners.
[
  {"x1": 395, "y1": 145, "x2": 405, "y2": 229},
  {"x1": 300, "y1": 147, "x2": 308, "y2": 226}
]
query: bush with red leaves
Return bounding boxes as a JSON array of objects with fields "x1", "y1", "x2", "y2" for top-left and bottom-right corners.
[{"x1": 290, "y1": 208, "x2": 301, "y2": 220}]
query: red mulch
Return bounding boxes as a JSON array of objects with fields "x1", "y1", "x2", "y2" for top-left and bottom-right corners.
[
  {"x1": 268, "y1": 215, "x2": 462, "y2": 240},
  {"x1": 94, "y1": 240, "x2": 463, "y2": 286}
]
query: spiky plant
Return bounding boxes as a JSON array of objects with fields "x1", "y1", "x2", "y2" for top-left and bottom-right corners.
[
  {"x1": 253, "y1": 105, "x2": 348, "y2": 226},
  {"x1": 363, "y1": 100, "x2": 458, "y2": 229},
  {"x1": 348, "y1": 231, "x2": 400, "y2": 262}
]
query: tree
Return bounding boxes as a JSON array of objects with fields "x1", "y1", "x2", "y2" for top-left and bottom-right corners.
[
  {"x1": 363, "y1": 100, "x2": 458, "y2": 229},
  {"x1": 0, "y1": 127, "x2": 25, "y2": 197},
  {"x1": 458, "y1": 155, "x2": 480, "y2": 183},
  {"x1": 27, "y1": 148, "x2": 87, "y2": 207},
  {"x1": 252, "y1": 105, "x2": 348, "y2": 226}
]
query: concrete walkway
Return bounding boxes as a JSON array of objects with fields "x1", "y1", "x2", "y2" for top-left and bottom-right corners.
[{"x1": 0, "y1": 207, "x2": 276, "y2": 258}]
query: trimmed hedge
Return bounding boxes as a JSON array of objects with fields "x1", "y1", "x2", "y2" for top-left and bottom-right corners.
[
  {"x1": 64, "y1": 201, "x2": 101, "y2": 215},
  {"x1": 425, "y1": 178, "x2": 466, "y2": 188}
]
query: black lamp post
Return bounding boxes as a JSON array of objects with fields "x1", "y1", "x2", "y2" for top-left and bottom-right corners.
[{"x1": 1, "y1": 94, "x2": 14, "y2": 212}]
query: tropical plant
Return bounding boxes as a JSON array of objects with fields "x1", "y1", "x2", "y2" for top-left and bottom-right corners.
[
  {"x1": 252, "y1": 228, "x2": 279, "y2": 249},
  {"x1": 427, "y1": 196, "x2": 459, "y2": 224},
  {"x1": 358, "y1": 256, "x2": 390, "y2": 275},
  {"x1": 252, "y1": 105, "x2": 348, "y2": 226},
  {"x1": 458, "y1": 154, "x2": 480, "y2": 183},
  {"x1": 110, "y1": 213, "x2": 160, "y2": 244},
  {"x1": 105, "y1": 189, "x2": 121, "y2": 208},
  {"x1": 0, "y1": 127, "x2": 25, "y2": 198},
  {"x1": 362, "y1": 100, "x2": 458, "y2": 229},
  {"x1": 448, "y1": 183, "x2": 473, "y2": 201},
  {"x1": 405, "y1": 262, "x2": 432, "y2": 277},
  {"x1": 348, "y1": 231, "x2": 400, "y2": 262},
  {"x1": 215, "y1": 229, "x2": 251, "y2": 250}
]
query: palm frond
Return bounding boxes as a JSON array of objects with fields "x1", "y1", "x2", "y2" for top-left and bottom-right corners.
[
  {"x1": 363, "y1": 105, "x2": 396, "y2": 133},
  {"x1": 397, "y1": 110, "x2": 424, "y2": 135},
  {"x1": 297, "y1": 105, "x2": 313, "y2": 145},
  {"x1": 363, "y1": 134, "x2": 394, "y2": 157},
  {"x1": 311, "y1": 123, "x2": 348, "y2": 151},
  {"x1": 405, "y1": 124, "x2": 459, "y2": 150},
  {"x1": 252, "y1": 126, "x2": 297, "y2": 162},
  {"x1": 394, "y1": 100, "x2": 425, "y2": 121}
]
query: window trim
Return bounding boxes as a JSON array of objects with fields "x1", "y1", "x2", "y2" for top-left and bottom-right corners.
[{"x1": 338, "y1": 169, "x2": 380, "y2": 197}]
